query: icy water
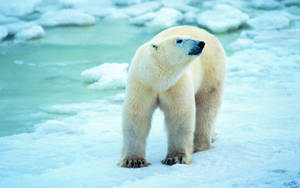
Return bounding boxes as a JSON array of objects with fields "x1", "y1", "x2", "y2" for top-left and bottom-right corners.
[
  {"x1": 1, "y1": 6, "x2": 300, "y2": 188},
  {"x1": 0, "y1": 20, "x2": 154, "y2": 136}
]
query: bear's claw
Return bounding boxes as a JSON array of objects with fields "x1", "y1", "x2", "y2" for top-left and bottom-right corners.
[
  {"x1": 119, "y1": 158, "x2": 150, "y2": 168},
  {"x1": 162, "y1": 153, "x2": 187, "y2": 166}
]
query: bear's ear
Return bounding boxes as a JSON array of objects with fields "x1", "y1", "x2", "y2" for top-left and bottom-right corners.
[{"x1": 151, "y1": 44, "x2": 158, "y2": 51}]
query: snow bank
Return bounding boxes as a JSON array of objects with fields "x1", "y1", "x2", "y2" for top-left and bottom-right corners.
[
  {"x1": 0, "y1": 0, "x2": 41, "y2": 17},
  {"x1": 81, "y1": 63, "x2": 128, "y2": 90},
  {"x1": 15, "y1": 25, "x2": 45, "y2": 41},
  {"x1": 38, "y1": 9, "x2": 95, "y2": 27},
  {"x1": 145, "y1": 8, "x2": 183, "y2": 31},
  {"x1": 0, "y1": 26, "x2": 8, "y2": 41},
  {"x1": 247, "y1": 12, "x2": 291, "y2": 30},
  {"x1": 197, "y1": 4, "x2": 249, "y2": 33}
]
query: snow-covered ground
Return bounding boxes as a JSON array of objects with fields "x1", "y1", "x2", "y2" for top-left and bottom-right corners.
[{"x1": 0, "y1": 0, "x2": 300, "y2": 187}]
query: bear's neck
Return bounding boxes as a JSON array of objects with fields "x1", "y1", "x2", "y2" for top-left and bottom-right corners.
[{"x1": 132, "y1": 53, "x2": 189, "y2": 92}]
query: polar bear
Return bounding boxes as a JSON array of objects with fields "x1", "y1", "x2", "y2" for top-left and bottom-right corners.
[{"x1": 119, "y1": 25, "x2": 226, "y2": 168}]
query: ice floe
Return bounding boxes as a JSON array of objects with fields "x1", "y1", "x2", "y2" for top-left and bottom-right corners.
[
  {"x1": 81, "y1": 63, "x2": 128, "y2": 90},
  {"x1": 122, "y1": 1, "x2": 161, "y2": 17},
  {"x1": 197, "y1": 4, "x2": 249, "y2": 33},
  {"x1": 183, "y1": 11, "x2": 197, "y2": 24},
  {"x1": 0, "y1": 14, "x2": 20, "y2": 24},
  {"x1": 38, "y1": 9, "x2": 95, "y2": 27},
  {"x1": 130, "y1": 12, "x2": 156, "y2": 26},
  {"x1": 0, "y1": 26, "x2": 8, "y2": 41},
  {"x1": 15, "y1": 25, "x2": 45, "y2": 41},
  {"x1": 247, "y1": 11, "x2": 291, "y2": 30},
  {"x1": 0, "y1": 0, "x2": 42, "y2": 17},
  {"x1": 251, "y1": 0, "x2": 281, "y2": 10},
  {"x1": 162, "y1": 0, "x2": 199, "y2": 13},
  {"x1": 145, "y1": 7, "x2": 183, "y2": 31},
  {"x1": 113, "y1": 0, "x2": 142, "y2": 6}
]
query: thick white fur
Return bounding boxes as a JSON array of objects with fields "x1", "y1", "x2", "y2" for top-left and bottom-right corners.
[{"x1": 119, "y1": 26, "x2": 226, "y2": 167}]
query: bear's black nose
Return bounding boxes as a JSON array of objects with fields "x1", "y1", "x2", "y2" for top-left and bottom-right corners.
[
  {"x1": 188, "y1": 40, "x2": 205, "y2": 56},
  {"x1": 198, "y1": 41, "x2": 205, "y2": 49}
]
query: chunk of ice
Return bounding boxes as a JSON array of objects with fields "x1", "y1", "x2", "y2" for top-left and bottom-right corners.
[
  {"x1": 251, "y1": 0, "x2": 281, "y2": 10},
  {"x1": 247, "y1": 12, "x2": 291, "y2": 30},
  {"x1": 81, "y1": 63, "x2": 128, "y2": 90},
  {"x1": 0, "y1": 0, "x2": 41, "y2": 17},
  {"x1": 146, "y1": 8, "x2": 183, "y2": 31},
  {"x1": 5, "y1": 21, "x2": 37, "y2": 35},
  {"x1": 0, "y1": 14, "x2": 20, "y2": 24},
  {"x1": 15, "y1": 25, "x2": 45, "y2": 41},
  {"x1": 38, "y1": 9, "x2": 95, "y2": 27},
  {"x1": 122, "y1": 2, "x2": 161, "y2": 17},
  {"x1": 0, "y1": 26, "x2": 8, "y2": 41},
  {"x1": 197, "y1": 4, "x2": 249, "y2": 33}
]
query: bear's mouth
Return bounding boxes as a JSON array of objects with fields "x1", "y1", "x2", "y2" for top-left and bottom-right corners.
[{"x1": 188, "y1": 47, "x2": 203, "y2": 56}]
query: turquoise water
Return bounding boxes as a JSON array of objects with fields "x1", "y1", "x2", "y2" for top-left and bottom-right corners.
[{"x1": 0, "y1": 20, "x2": 155, "y2": 136}]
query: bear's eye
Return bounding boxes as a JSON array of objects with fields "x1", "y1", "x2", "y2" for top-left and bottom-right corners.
[{"x1": 176, "y1": 39, "x2": 183, "y2": 44}]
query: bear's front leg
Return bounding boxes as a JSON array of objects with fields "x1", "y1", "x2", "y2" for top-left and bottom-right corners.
[
  {"x1": 159, "y1": 78, "x2": 196, "y2": 165},
  {"x1": 119, "y1": 79, "x2": 157, "y2": 168}
]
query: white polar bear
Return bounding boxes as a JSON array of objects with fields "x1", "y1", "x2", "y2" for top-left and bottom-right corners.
[{"x1": 119, "y1": 26, "x2": 226, "y2": 168}]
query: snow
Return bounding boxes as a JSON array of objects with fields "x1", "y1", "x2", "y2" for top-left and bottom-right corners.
[
  {"x1": 145, "y1": 8, "x2": 183, "y2": 31},
  {"x1": 197, "y1": 4, "x2": 249, "y2": 33},
  {"x1": 81, "y1": 63, "x2": 128, "y2": 90},
  {"x1": 0, "y1": 26, "x2": 8, "y2": 41},
  {"x1": 15, "y1": 25, "x2": 45, "y2": 41},
  {"x1": 38, "y1": 9, "x2": 95, "y2": 27}
]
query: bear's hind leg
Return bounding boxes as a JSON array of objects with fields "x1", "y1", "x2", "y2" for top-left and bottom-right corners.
[{"x1": 193, "y1": 87, "x2": 222, "y2": 152}]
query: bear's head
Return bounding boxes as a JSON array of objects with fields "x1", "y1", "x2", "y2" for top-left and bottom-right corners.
[
  {"x1": 132, "y1": 35, "x2": 206, "y2": 91},
  {"x1": 150, "y1": 36, "x2": 205, "y2": 66}
]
